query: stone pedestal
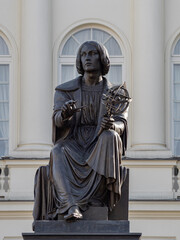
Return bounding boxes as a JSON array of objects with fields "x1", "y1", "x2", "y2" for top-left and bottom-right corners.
[
  {"x1": 23, "y1": 170, "x2": 141, "y2": 239},
  {"x1": 23, "y1": 170, "x2": 140, "y2": 240},
  {"x1": 23, "y1": 220, "x2": 141, "y2": 240},
  {"x1": 22, "y1": 220, "x2": 141, "y2": 240}
]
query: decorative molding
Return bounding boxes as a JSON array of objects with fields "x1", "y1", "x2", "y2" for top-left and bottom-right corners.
[
  {"x1": 0, "y1": 158, "x2": 177, "y2": 168},
  {"x1": 141, "y1": 237, "x2": 175, "y2": 240},
  {"x1": 0, "y1": 159, "x2": 49, "y2": 168},
  {"x1": 3, "y1": 237, "x2": 22, "y2": 240},
  {"x1": 1, "y1": 200, "x2": 180, "y2": 220},
  {"x1": 130, "y1": 210, "x2": 180, "y2": 220},
  {"x1": 129, "y1": 200, "x2": 180, "y2": 219},
  {"x1": 122, "y1": 159, "x2": 177, "y2": 168},
  {"x1": 126, "y1": 150, "x2": 173, "y2": 159},
  {"x1": 0, "y1": 211, "x2": 33, "y2": 220}
]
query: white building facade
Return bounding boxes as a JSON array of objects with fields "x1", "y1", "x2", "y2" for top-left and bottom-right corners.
[{"x1": 0, "y1": 0, "x2": 180, "y2": 239}]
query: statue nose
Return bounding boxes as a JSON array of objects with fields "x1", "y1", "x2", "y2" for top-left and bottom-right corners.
[{"x1": 85, "y1": 54, "x2": 91, "y2": 60}]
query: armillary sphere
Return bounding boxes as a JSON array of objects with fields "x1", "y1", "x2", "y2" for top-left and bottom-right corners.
[{"x1": 102, "y1": 82, "x2": 132, "y2": 117}]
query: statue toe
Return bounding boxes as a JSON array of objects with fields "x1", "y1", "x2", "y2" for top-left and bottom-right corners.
[{"x1": 64, "y1": 206, "x2": 83, "y2": 221}]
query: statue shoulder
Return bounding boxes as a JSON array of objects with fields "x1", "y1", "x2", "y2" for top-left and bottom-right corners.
[{"x1": 55, "y1": 76, "x2": 82, "y2": 92}]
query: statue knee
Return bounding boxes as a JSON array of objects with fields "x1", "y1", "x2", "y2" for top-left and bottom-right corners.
[
  {"x1": 51, "y1": 143, "x2": 63, "y2": 162},
  {"x1": 101, "y1": 129, "x2": 119, "y2": 139},
  {"x1": 100, "y1": 129, "x2": 122, "y2": 148}
]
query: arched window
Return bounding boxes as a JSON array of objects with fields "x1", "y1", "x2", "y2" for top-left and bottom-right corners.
[
  {"x1": 58, "y1": 28, "x2": 124, "y2": 85},
  {"x1": 172, "y1": 38, "x2": 180, "y2": 156},
  {"x1": 0, "y1": 36, "x2": 10, "y2": 158}
]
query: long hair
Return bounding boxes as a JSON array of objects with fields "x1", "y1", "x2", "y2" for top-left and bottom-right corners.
[{"x1": 76, "y1": 41, "x2": 110, "y2": 76}]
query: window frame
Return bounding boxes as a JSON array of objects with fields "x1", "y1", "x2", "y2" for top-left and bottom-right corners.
[
  {"x1": 0, "y1": 29, "x2": 20, "y2": 159},
  {"x1": 171, "y1": 38, "x2": 180, "y2": 157},
  {"x1": 0, "y1": 36, "x2": 11, "y2": 158}
]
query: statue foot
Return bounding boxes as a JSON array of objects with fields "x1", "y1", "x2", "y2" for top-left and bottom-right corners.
[
  {"x1": 88, "y1": 199, "x2": 104, "y2": 207},
  {"x1": 64, "y1": 206, "x2": 83, "y2": 221}
]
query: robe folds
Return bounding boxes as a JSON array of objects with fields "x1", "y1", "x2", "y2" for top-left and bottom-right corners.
[
  {"x1": 33, "y1": 76, "x2": 128, "y2": 221},
  {"x1": 50, "y1": 76, "x2": 128, "y2": 217}
]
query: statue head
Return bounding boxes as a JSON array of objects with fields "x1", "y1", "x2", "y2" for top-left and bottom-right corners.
[{"x1": 76, "y1": 41, "x2": 110, "y2": 76}]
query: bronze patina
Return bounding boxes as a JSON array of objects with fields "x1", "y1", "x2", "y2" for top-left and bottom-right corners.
[{"x1": 33, "y1": 41, "x2": 130, "y2": 222}]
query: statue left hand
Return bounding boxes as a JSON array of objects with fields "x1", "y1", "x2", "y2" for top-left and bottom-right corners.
[{"x1": 100, "y1": 116, "x2": 115, "y2": 130}]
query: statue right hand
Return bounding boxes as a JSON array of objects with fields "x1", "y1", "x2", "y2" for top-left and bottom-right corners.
[
  {"x1": 100, "y1": 116, "x2": 115, "y2": 130},
  {"x1": 61, "y1": 100, "x2": 78, "y2": 120}
]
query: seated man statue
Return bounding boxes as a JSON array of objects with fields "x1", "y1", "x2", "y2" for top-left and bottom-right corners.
[{"x1": 33, "y1": 41, "x2": 130, "y2": 223}]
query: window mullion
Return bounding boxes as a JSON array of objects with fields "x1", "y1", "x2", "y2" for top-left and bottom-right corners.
[
  {"x1": 103, "y1": 35, "x2": 111, "y2": 45},
  {"x1": 72, "y1": 35, "x2": 80, "y2": 45}
]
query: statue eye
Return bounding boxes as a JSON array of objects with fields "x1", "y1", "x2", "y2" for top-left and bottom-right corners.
[
  {"x1": 81, "y1": 52, "x2": 86, "y2": 57},
  {"x1": 91, "y1": 51, "x2": 98, "y2": 55}
]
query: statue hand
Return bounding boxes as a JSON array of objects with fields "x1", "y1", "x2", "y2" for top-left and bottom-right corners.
[
  {"x1": 100, "y1": 116, "x2": 115, "y2": 130},
  {"x1": 61, "y1": 100, "x2": 78, "y2": 120}
]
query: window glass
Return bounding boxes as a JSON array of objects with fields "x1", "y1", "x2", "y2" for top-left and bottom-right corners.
[
  {"x1": 174, "y1": 103, "x2": 180, "y2": 120},
  {"x1": 174, "y1": 84, "x2": 180, "y2": 101},
  {"x1": 173, "y1": 63, "x2": 180, "y2": 156},
  {"x1": 61, "y1": 65, "x2": 74, "y2": 83},
  {"x1": 0, "y1": 140, "x2": 8, "y2": 156},
  {"x1": 0, "y1": 39, "x2": 10, "y2": 158},
  {"x1": 0, "y1": 85, "x2": 9, "y2": 101},
  {"x1": 74, "y1": 29, "x2": 91, "y2": 44},
  {"x1": 107, "y1": 65, "x2": 122, "y2": 85},
  {"x1": 173, "y1": 64, "x2": 180, "y2": 83},
  {"x1": 174, "y1": 121, "x2": 180, "y2": 139},
  {"x1": 104, "y1": 37, "x2": 122, "y2": 55},
  {"x1": 92, "y1": 29, "x2": 110, "y2": 44},
  {"x1": 62, "y1": 37, "x2": 79, "y2": 55},
  {"x1": 174, "y1": 140, "x2": 180, "y2": 156},
  {"x1": 0, "y1": 103, "x2": 9, "y2": 120},
  {"x1": 0, "y1": 65, "x2": 9, "y2": 82},
  {"x1": 0, "y1": 36, "x2": 9, "y2": 55},
  {"x1": 174, "y1": 39, "x2": 180, "y2": 55},
  {"x1": 0, "y1": 122, "x2": 9, "y2": 138}
]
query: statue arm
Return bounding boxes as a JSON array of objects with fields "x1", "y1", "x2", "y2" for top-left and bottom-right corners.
[
  {"x1": 54, "y1": 111, "x2": 65, "y2": 128},
  {"x1": 112, "y1": 121, "x2": 125, "y2": 135},
  {"x1": 53, "y1": 90, "x2": 72, "y2": 128},
  {"x1": 113, "y1": 107, "x2": 129, "y2": 155},
  {"x1": 112, "y1": 107, "x2": 129, "y2": 135}
]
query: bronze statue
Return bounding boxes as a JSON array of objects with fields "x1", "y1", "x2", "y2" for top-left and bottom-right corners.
[{"x1": 33, "y1": 41, "x2": 130, "y2": 223}]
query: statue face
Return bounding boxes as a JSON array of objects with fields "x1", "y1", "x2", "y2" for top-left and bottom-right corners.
[{"x1": 80, "y1": 43, "x2": 102, "y2": 73}]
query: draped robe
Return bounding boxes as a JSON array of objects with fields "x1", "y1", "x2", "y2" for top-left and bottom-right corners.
[{"x1": 48, "y1": 76, "x2": 128, "y2": 218}]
